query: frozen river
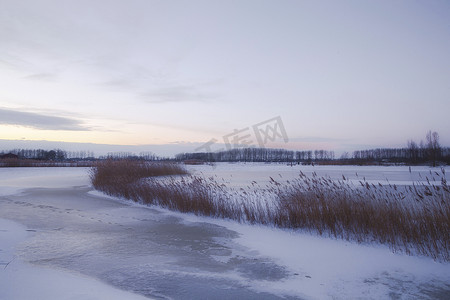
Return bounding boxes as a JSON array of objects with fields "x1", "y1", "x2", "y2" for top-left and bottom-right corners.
[
  {"x1": 0, "y1": 165, "x2": 449, "y2": 299},
  {"x1": 186, "y1": 163, "x2": 450, "y2": 187}
]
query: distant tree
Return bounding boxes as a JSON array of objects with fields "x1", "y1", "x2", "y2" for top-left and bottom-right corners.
[
  {"x1": 55, "y1": 149, "x2": 66, "y2": 161},
  {"x1": 407, "y1": 139, "x2": 419, "y2": 164},
  {"x1": 426, "y1": 130, "x2": 441, "y2": 167},
  {"x1": 340, "y1": 152, "x2": 350, "y2": 160},
  {"x1": 46, "y1": 150, "x2": 57, "y2": 160}
]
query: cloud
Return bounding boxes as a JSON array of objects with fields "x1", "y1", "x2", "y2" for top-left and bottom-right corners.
[
  {"x1": 24, "y1": 72, "x2": 57, "y2": 81},
  {"x1": 289, "y1": 136, "x2": 349, "y2": 143},
  {"x1": 140, "y1": 84, "x2": 219, "y2": 103},
  {"x1": 0, "y1": 108, "x2": 89, "y2": 131}
]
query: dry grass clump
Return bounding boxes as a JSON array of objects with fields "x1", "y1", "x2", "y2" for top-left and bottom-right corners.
[
  {"x1": 137, "y1": 177, "x2": 243, "y2": 218},
  {"x1": 91, "y1": 160, "x2": 449, "y2": 261},
  {"x1": 90, "y1": 159, "x2": 188, "y2": 197},
  {"x1": 274, "y1": 171, "x2": 449, "y2": 260}
]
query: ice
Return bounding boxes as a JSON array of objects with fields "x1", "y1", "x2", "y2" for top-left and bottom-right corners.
[
  {"x1": 0, "y1": 165, "x2": 449, "y2": 299},
  {"x1": 186, "y1": 163, "x2": 449, "y2": 187},
  {"x1": 0, "y1": 218, "x2": 150, "y2": 300},
  {"x1": 0, "y1": 167, "x2": 90, "y2": 196}
]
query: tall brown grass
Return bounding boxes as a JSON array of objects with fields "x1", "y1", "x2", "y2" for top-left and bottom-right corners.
[
  {"x1": 91, "y1": 160, "x2": 449, "y2": 261},
  {"x1": 90, "y1": 159, "x2": 188, "y2": 194},
  {"x1": 273, "y1": 171, "x2": 449, "y2": 260}
]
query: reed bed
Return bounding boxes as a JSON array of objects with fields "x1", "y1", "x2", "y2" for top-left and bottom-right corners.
[{"x1": 91, "y1": 160, "x2": 449, "y2": 261}]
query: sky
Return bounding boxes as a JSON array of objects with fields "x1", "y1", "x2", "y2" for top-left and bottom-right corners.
[{"x1": 1, "y1": 0, "x2": 449, "y2": 156}]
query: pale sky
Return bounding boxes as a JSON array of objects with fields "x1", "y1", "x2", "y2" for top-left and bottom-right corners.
[{"x1": 1, "y1": 0, "x2": 449, "y2": 155}]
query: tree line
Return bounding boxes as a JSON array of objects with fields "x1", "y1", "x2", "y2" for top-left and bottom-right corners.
[
  {"x1": 175, "y1": 148, "x2": 336, "y2": 163},
  {"x1": 0, "y1": 149, "x2": 164, "y2": 161},
  {"x1": 0, "y1": 149, "x2": 96, "y2": 161},
  {"x1": 1, "y1": 131, "x2": 447, "y2": 165},
  {"x1": 350, "y1": 131, "x2": 447, "y2": 166},
  {"x1": 176, "y1": 131, "x2": 448, "y2": 166},
  {"x1": 99, "y1": 151, "x2": 164, "y2": 161},
  {"x1": 176, "y1": 146, "x2": 449, "y2": 165}
]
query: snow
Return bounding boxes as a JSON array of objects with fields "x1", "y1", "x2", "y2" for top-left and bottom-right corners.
[
  {"x1": 162, "y1": 206, "x2": 450, "y2": 299},
  {"x1": 0, "y1": 167, "x2": 90, "y2": 196},
  {"x1": 0, "y1": 165, "x2": 449, "y2": 299},
  {"x1": 221, "y1": 222, "x2": 450, "y2": 299},
  {"x1": 186, "y1": 162, "x2": 449, "y2": 187},
  {"x1": 0, "y1": 218, "x2": 150, "y2": 300}
]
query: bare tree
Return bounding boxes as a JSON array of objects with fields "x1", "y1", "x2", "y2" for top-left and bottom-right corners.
[
  {"x1": 407, "y1": 139, "x2": 419, "y2": 163},
  {"x1": 426, "y1": 130, "x2": 441, "y2": 167}
]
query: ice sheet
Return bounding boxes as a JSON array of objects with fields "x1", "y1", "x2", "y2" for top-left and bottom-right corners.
[
  {"x1": 0, "y1": 218, "x2": 150, "y2": 300},
  {"x1": 0, "y1": 167, "x2": 90, "y2": 196}
]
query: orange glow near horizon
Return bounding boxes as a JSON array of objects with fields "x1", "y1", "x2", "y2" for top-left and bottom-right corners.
[{"x1": 0, "y1": 124, "x2": 210, "y2": 146}]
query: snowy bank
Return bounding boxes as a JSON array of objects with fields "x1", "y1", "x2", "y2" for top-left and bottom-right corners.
[{"x1": 90, "y1": 190, "x2": 450, "y2": 299}]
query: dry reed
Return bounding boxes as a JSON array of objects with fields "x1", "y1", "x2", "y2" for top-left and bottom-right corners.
[{"x1": 91, "y1": 160, "x2": 449, "y2": 261}]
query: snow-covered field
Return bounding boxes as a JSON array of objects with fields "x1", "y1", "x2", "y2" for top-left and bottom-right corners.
[
  {"x1": 186, "y1": 163, "x2": 449, "y2": 187},
  {"x1": 0, "y1": 165, "x2": 449, "y2": 299}
]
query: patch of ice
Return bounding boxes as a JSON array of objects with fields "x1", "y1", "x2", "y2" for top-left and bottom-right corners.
[
  {"x1": 0, "y1": 218, "x2": 151, "y2": 300},
  {"x1": 0, "y1": 167, "x2": 91, "y2": 196}
]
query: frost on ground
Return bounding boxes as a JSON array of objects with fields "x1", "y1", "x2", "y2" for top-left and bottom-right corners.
[{"x1": 0, "y1": 165, "x2": 449, "y2": 299}]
